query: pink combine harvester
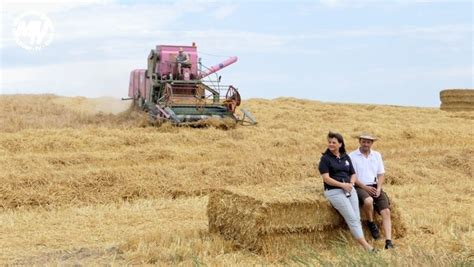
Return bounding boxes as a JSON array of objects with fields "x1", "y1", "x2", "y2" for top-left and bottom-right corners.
[{"x1": 127, "y1": 42, "x2": 256, "y2": 125}]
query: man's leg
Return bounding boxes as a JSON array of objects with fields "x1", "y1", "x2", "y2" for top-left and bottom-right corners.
[
  {"x1": 374, "y1": 191, "x2": 394, "y2": 249},
  {"x1": 356, "y1": 188, "x2": 380, "y2": 240},
  {"x1": 380, "y1": 208, "x2": 392, "y2": 240},
  {"x1": 364, "y1": 197, "x2": 380, "y2": 239},
  {"x1": 356, "y1": 187, "x2": 374, "y2": 220},
  {"x1": 363, "y1": 197, "x2": 374, "y2": 221}
]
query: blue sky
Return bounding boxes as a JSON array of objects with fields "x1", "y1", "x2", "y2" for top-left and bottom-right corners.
[{"x1": 1, "y1": 0, "x2": 472, "y2": 107}]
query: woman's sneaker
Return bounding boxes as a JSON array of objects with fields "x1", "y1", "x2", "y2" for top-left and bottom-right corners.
[
  {"x1": 367, "y1": 221, "x2": 380, "y2": 239},
  {"x1": 368, "y1": 248, "x2": 379, "y2": 253}
]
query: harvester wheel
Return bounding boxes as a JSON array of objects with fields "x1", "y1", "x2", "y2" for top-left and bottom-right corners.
[
  {"x1": 225, "y1": 86, "x2": 241, "y2": 113},
  {"x1": 226, "y1": 86, "x2": 241, "y2": 106}
]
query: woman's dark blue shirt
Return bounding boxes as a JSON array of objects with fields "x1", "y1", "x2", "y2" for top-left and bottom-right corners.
[{"x1": 318, "y1": 149, "x2": 355, "y2": 190}]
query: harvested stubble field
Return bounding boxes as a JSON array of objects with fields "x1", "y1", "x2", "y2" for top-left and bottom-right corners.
[{"x1": 0, "y1": 94, "x2": 472, "y2": 265}]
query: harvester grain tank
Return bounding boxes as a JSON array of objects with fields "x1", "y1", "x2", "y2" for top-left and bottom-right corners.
[{"x1": 127, "y1": 43, "x2": 256, "y2": 125}]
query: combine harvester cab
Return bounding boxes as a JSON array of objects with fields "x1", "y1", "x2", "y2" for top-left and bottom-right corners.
[{"x1": 127, "y1": 43, "x2": 256, "y2": 125}]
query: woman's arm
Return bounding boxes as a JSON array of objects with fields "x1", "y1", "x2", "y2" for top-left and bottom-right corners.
[
  {"x1": 321, "y1": 173, "x2": 351, "y2": 191},
  {"x1": 349, "y1": 173, "x2": 357, "y2": 185},
  {"x1": 347, "y1": 157, "x2": 357, "y2": 187}
]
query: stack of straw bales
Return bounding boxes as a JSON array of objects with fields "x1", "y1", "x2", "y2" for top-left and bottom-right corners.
[
  {"x1": 440, "y1": 89, "x2": 474, "y2": 111},
  {"x1": 208, "y1": 180, "x2": 405, "y2": 254}
]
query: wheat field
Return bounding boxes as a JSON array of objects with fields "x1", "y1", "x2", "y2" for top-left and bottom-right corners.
[{"x1": 0, "y1": 94, "x2": 472, "y2": 265}]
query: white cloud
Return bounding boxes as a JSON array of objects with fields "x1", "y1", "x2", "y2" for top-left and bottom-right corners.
[
  {"x1": 1, "y1": 0, "x2": 113, "y2": 15},
  {"x1": 2, "y1": 2, "x2": 180, "y2": 43},
  {"x1": 283, "y1": 24, "x2": 473, "y2": 53},
  {"x1": 213, "y1": 4, "x2": 238, "y2": 20},
  {"x1": 1, "y1": 0, "x2": 215, "y2": 49},
  {"x1": 1, "y1": 0, "x2": 112, "y2": 48},
  {"x1": 1, "y1": 59, "x2": 140, "y2": 97},
  {"x1": 2, "y1": 0, "x2": 470, "y2": 55},
  {"x1": 318, "y1": 0, "x2": 375, "y2": 8},
  {"x1": 317, "y1": 0, "x2": 470, "y2": 9},
  {"x1": 402, "y1": 66, "x2": 474, "y2": 80}
]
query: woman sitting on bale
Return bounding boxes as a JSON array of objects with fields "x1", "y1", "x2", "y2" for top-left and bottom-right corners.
[{"x1": 318, "y1": 132, "x2": 375, "y2": 251}]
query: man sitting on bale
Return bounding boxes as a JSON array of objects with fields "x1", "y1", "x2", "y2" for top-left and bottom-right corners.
[{"x1": 350, "y1": 133, "x2": 395, "y2": 249}]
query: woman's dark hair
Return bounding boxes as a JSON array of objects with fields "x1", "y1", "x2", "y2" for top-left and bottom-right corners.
[{"x1": 327, "y1": 131, "x2": 346, "y2": 154}]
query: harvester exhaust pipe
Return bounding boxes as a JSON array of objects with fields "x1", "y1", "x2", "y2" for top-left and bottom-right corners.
[{"x1": 199, "y1": 56, "x2": 238, "y2": 79}]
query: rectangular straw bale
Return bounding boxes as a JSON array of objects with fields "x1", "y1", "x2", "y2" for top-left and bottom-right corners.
[
  {"x1": 208, "y1": 180, "x2": 406, "y2": 254},
  {"x1": 207, "y1": 180, "x2": 344, "y2": 253}
]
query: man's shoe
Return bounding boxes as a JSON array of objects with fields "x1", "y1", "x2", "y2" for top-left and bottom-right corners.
[
  {"x1": 367, "y1": 221, "x2": 381, "y2": 240},
  {"x1": 385, "y1": 240, "x2": 394, "y2": 249}
]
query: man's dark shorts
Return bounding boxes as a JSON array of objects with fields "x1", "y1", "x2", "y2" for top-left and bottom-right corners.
[{"x1": 355, "y1": 186, "x2": 390, "y2": 213}]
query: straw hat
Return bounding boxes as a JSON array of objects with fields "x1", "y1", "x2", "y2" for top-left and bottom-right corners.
[{"x1": 358, "y1": 133, "x2": 377, "y2": 141}]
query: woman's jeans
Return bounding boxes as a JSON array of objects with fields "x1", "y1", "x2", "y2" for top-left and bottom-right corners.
[{"x1": 324, "y1": 188, "x2": 364, "y2": 239}]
